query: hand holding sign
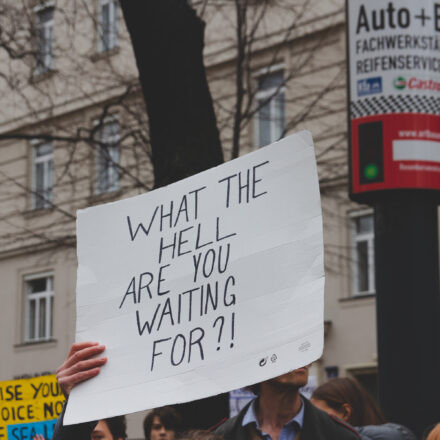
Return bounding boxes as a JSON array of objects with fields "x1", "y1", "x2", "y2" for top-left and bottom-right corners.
[
  {"x1": 65, "y1": 131, "x2": 324, "y2": 425},
  {"x1": 56, "y1": 342, "x2": 107, "y2": 397}
]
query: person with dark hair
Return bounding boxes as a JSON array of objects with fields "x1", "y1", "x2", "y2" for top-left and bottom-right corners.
[
  {"x1": 91, "y1": 417, "x2": 127, "y2": 440},
  {"x1": 310, "y1": 377, "x2": 416, "y2": 440},
  {"x1": 215, "y1": 366, "x2": 361, "y2": 440},
  {"x1": 51, "y1": 411, "x2": 127, "y2": 440},
  {"x1": 143, "y1": 407, "x2": 184, "y2": 440},
  {"x1": 311, "y1": 377, "x2": 385, "y2": 426},
  {"x1": 34, "y1": 414, "x2": 126, "y2": 440}
]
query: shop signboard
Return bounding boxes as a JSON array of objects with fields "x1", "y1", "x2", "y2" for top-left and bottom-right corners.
[{"x1": 347, "y1": 0, "x2": 440, "y2": 201}]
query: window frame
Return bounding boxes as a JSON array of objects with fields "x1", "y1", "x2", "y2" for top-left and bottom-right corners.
[
  {"x1": 94, "y1": 118, "x2": 121, "y2": 195},
  {"x1": 23, "y1": 272, "x2": 54, "y2": 343},
  {"x1": 97, "y1": 0, "x2": 119, "y2": 53},
  {"x1": 346, "y1": 364, "x2": 379, "y2": 403},
  {"x1": 350, "y1": 209, "x2": 376, "y2": 296},
  {"x1": 30, "y1": 141, "x2": 54, "y2": 210},
  {"x1": 253, "y1": 65, "x2": 286, "y2": 149},
  {"x1": 34, "y1": 2, "x2": 55, "y2": 75}
]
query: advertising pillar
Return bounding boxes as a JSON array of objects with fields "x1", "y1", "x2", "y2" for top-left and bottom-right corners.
[{"x1": 346, "y1": 0, "x2": 440, "y2": 435}]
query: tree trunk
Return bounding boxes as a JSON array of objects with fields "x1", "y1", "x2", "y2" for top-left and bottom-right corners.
[
  {"x1": 120, "y1": 0, "x2": 228, "y2": 429},
  {"x1": 120, "y1": 0, "x2": 223, "y2": 189}
]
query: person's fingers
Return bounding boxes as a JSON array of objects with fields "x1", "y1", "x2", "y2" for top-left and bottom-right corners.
[
  {"x1": 65, "y1": 342, "x2": 101, "y2": 362},
  {"x1": 57, "y1": 366, "x2": 103, "y2": 396},
  {"x1": 56, "y1": 356, "x2": 107, "y2": 385},
  {"x1": 33, "y1": 434, "x2": 45, "y2": 440},
  {"x1": 56, "y1": 343, "x2": 106, "y2": 397},
  {"x1": 59, "y1": 342, "x2": 102, "y2": 373},
  {"x1": 61, "y1": 344, "x2": 106, "y2": 370},
  {"x1": 66, "y1": 341, "x2": 99, "y2": 358},
  {"x1": 57, "y1": 356, "x2": 107, "y2": 381}
]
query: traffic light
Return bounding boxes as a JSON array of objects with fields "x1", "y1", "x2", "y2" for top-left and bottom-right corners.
[{"x1": 358, "y1": 121, "x2": 384, "y2": 185}]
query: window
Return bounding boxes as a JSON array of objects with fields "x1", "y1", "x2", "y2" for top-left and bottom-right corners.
[
  {"x1": 31, "y1": 143, "x2": 53, "y2": 209},
  {"x1": 95, "y1": 120, "x2": 120, "y2": 194},
  {"x1": 348, "y1": 366, "x2": 379, "y2": 403},
  {"x1": 98, "y1": 0, "x2": 118, "y2": 52},
  {"x1": 35, "y1": 5, "x2": 54, "y2": 74},
  {"x1": 353, "y1": 370, "x2": 379, "y2": 403},
  {"x1": 254, "y1": 70, "x2": 285, "y2": 148},
  {"x1": 24, "y1": 274, "x2": 54, "y2": 343},
  {"x1": 351, "y1": 212, "x2": 375, "y2": 295}
]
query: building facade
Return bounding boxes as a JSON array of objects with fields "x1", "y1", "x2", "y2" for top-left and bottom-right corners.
[{"x1": 0, "y1": 0, "x2": 379, "y2": 437}]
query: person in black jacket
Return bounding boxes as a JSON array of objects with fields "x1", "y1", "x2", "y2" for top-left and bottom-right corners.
[
  {"x1": 53, "y1": 342, "x2": 358, "y2": 440},
  {"x1": 215, "y1": 366, "x2": 360, "y2": 440}
]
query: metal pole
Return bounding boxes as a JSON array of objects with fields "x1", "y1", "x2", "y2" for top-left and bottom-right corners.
[{"x1": 374, "y1": 192, "x2": 440, "y2": 436}]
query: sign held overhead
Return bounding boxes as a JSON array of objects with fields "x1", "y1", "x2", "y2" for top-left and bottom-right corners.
[{"x1": 65, "y1": 131, "x2": 324, "y2": 425}]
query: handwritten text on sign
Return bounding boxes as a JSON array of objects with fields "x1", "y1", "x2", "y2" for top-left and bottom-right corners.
[
  {"x1": 0, "y1": 376, "x2": 65, "y2": 440},
  {"x1": 65, "y1": 132, "x2": 324, "y2": 424}
]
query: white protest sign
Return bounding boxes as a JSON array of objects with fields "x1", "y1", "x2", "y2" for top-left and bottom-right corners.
[{"x1": 64, "y1": 131, "x2": 324, "y2": 425}]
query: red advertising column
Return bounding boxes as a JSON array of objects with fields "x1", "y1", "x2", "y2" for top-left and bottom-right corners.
[{"x1": 347, "y1": 0, "x2": 440, "y2": 435}]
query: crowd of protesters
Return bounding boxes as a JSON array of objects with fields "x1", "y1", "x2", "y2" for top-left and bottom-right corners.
[{"x1": 48, "y1": 341, "x2": 438, "y2": 440}]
